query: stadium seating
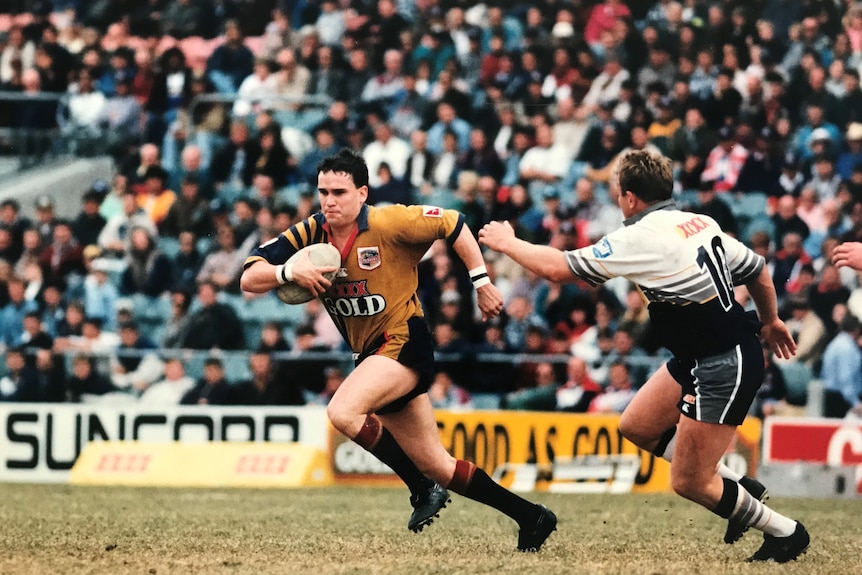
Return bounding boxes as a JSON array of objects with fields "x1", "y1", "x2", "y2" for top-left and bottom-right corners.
[
  {"x1": 179, "y1": 36, "x2": 211, "y2": 63},
  {"x1": 175, "y1": 350, "x2": 253, "y2": 382},
  {"x1": 732, "y1": 192, "x2": 769, "y2": 221},
  {"x1": 0, "y1": 1, "x2": 847, "y2": 418},
  {"x1": 674, "y1": 189, "x2": 700, "y2": 210},
  {"x1": 777, "y1": 361, "x2": 813, "y2": 406},
  {"x1": 131, "y1": 294, "x2": 173, "y2": 343},
  {"x1": 470, "y1": 393, "x2": 503, "y2": 410},
  {"x1": 730, "y1": 192, "x2": 770, "y2": 241},
  {"x1": 232, "y1": 293, "x2": 305, "y2": 347},
  {"x1": 741, "y1": 215, "x2": 776, "y2": 245},
  {"x1": 423, "y1": 187, "x2": 459, "y2": 209},
  {"x1": 158, "y1": 236, "x2": 182, "y2": 259},
  {"x1": 220, "y1": 351, "x2": 252, "y2": 382}
]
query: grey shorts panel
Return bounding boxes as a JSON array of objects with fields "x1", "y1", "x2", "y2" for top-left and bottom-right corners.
[
  {"x1": 690, "y1": 349, "x2": 742, "y2": 423},
  {"x1": 673, "y1": 338, "x2": 763, "y2": 425}
]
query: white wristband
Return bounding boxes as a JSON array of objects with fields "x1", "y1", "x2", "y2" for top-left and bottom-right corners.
[
  {"x1": 275, "y1": 263, "x2": 293, "y2": 285},
  {"x1": 469, "y1": 265, "x2": 491, "y2": 289}
]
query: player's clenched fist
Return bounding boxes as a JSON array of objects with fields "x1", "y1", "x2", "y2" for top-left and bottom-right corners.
[
  {"x1": 832, "y1": 241, "x2": 862, "y2": 270},
  {"x1": 475, "y1": 283, "x2": 504, "y2": 322},
  {"x1": 478, "y1": 221, "x2": 516, "y2": 253}
]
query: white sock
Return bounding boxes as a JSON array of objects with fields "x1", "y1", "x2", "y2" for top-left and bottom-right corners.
[
  {"x1": 730, "y1": 485, "x2": 797, "y2": 537},
  {"x1": 717, "y1": 464, "x2": 743, "y2": 482},
  {"x1": 658, "y1": 428, "x2": 744, "y2": 484}
]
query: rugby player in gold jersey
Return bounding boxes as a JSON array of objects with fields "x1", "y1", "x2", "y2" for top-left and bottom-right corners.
[{"x1": 242, "y1": 148, "x2": 556, "y2": 551}]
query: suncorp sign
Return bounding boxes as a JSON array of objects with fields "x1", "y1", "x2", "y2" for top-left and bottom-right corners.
[{"x1": 0, "y1": 403, "x2": 329, "y2": 483}]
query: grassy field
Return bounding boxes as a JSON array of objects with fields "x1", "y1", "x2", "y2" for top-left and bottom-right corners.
[{"x1": 0, "y1": 484, "x2": 860, "y2": 575}]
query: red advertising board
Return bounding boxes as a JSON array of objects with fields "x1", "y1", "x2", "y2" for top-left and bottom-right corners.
[{"x1": 764, "y1": 417, "x2": 862, "y2": 466}]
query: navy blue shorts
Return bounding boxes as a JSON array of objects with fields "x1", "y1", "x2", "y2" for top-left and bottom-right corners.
[
  {"x1": 354, "y1": 316, "x2": 436, "y2": 415},
  {"x1": 666, "y1": 336, "x2": 764, "y2": 426}
]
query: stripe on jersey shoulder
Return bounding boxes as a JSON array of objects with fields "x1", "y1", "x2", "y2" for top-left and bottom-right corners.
[
  {"x1": 284, "y1": 218, "x2": 321, "y2": 250},
  {"x1": 283, "y1": 228, "x2": 301, "y2": 250},
  {"x1": 446, "y1": 213, "x2": 465, "y2": 247},
  {"x1": 567, "y1": 253, "x2": 606, "y2": 285},
  {"x1": 243, "y1": 255, "x2": 266, "y2": 269},
  {"x1": 730, "y1": 250, "x2": 762, "y2": 281},
  {"x1": 301, "y1": 219, "x2": 313, "y2": 243}
]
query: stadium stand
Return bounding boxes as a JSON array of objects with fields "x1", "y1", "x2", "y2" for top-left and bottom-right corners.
[{"x1": 2, "y1": 0, "x2": 859, "y2": 416}]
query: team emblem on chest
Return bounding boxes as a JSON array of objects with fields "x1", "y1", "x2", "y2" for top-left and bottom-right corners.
[{"x1": 357, "y1": 246, "x2": 381, "y2": 270}]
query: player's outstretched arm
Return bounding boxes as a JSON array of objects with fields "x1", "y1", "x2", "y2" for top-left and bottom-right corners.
[
  {"x1": 451, "y1": 224, "x2": 503, "y2": 321},
  {"x1": 746, "y1": 266, "x2": 797, "y2": 360},
  {"x1": 832, "y1": 241, "x2": 862, "y2": 270},
  {"x1": 479, "y1": 221, "x2": 572, "y2": 283}
]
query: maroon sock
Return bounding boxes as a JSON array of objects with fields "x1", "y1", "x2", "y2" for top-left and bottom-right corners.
[
  {"x1": 352, "y1": 414, "x2": 383, "y2": 450},
  {"x1": 352, "y1": 415, "x2": 432, "y2": 497},
  {"x1": 447, "y1": 459, "x2": 536, "y2": 525}
]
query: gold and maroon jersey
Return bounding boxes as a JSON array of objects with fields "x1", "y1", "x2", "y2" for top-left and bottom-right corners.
[{"x1": 244, "y1": 204, "x2": 464, "y2": 353}]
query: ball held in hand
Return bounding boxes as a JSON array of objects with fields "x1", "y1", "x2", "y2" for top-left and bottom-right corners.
[{"x1": 275, "y1": 243, "x2": 341, "y2": 304}]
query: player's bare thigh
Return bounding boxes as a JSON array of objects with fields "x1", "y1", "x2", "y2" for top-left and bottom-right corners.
[
  {"x1": 380, "y1": 394, "x2": 457, "y2": 483},
  {"x1": 618, "y1": 363, "x2": 683, "y2": 450},
  {"x1": 326, "y1": 355, "x2": 420, "y2": 437}
]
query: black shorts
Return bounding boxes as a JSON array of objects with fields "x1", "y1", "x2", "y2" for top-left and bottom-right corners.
[
  {"x1": 666, "y1": 335, "x2": 764, "y2": 426},
  {"x1": 354, "y1": 316, "x2": 436, "y2": 415}
]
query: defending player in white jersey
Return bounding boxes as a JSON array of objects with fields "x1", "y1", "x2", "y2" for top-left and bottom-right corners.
[{"x1": 479, "y1": 149, "x2": 810, "y2": 563}]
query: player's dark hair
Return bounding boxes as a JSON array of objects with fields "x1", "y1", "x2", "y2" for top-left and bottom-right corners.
[
  {"x1": 616, "y1": 149, "x2": 673, "y2": 204},
  {"x1": 317, "y1": 148, "x2": 369, "y2": 189}
]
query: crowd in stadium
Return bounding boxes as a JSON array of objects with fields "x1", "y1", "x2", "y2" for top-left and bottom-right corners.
[{"x1": 0, "y1": 0, "x2": 861, "y2": 419}]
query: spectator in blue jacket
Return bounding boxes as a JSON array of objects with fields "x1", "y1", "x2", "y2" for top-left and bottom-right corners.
[
  {"x1": 207, "y1": 19, "x2": 255, "y2": 94},
  {"x1": 0, "y1": 276, "x2": 39, "y2": 349},
  {"x1": 820, "y1": 313, "x2": 862, "y2": 418}
]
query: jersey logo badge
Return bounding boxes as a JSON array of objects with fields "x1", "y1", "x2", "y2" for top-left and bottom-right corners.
[
  {"x1": 592, "y1": 237, "x2": 613, "y2": 259},
  {"x1": 676, "y1": 216, "x2": 709, "y2": 238},
  {"x1": 357, "y1": 246, "x2": 381, "y2": 270},
  {"x1": 422, "y1": 205, "x2": 443, "y2": 217}
]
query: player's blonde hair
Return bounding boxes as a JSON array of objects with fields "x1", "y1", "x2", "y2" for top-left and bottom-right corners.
[{"x1": 616, "y1": 149, "x2": 673, "y2": 204}]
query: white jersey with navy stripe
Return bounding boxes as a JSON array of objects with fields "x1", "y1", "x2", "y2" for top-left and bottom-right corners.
[{"x1": 565, "y1": 200, "x2": 765, "y2": 359}]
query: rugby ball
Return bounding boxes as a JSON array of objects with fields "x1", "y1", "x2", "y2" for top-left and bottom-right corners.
[{"x1": 275, "y1": 243, "x2": 341, "y2": 305}]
